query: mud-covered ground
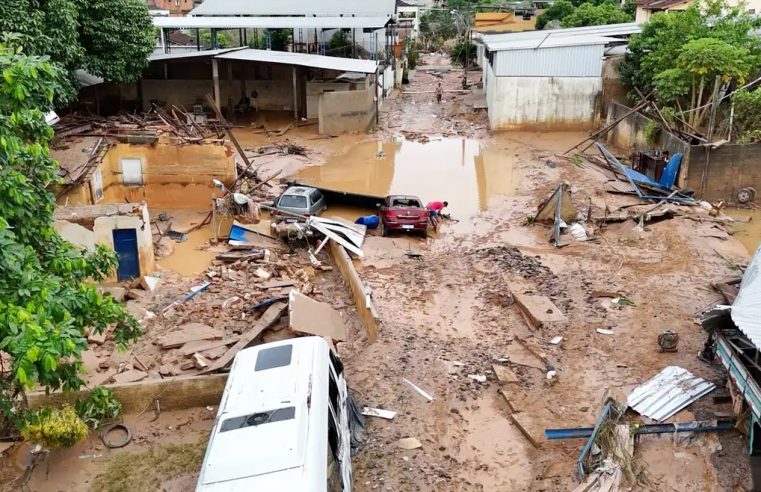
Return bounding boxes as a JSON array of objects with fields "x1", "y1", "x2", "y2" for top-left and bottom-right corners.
[
  {"x1": 10, "y1": 53, "x2": 755, "y2": 491},
  {"x1": 340, "y1": 54, "x2": 754, "y2": 491}
]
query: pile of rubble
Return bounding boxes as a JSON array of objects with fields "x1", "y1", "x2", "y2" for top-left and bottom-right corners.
[{"x1": 88, "y1": 248, "x2": 353, "y2": 385}]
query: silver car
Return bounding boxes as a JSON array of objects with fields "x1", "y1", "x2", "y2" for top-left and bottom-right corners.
[{"x1": 274, "y1": 186, "x2": 327, "y2": 219}]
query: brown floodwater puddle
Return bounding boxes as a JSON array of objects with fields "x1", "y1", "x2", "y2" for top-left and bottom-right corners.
[
  {"x1": 157, "y1": 223, "x2": 216, "y2": 277},
  {"x1": 294, "y1": 137, "x2": 522, "y2": 225},
  {"x1": 724, "y1": 208, "x2": 761, "y2": 255}
]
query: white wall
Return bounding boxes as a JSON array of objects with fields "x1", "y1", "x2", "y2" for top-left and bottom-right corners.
[
  {"x1": 306, "y1": 81, "x2": 356, "y2": 119},
  {"x1": 55, "y1": 205, "x2": 155, "y2": 279},
  {"x1": 486, "y1": 64, "x2": 601, "y2": 130}
]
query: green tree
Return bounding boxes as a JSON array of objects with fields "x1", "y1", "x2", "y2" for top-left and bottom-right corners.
[
  {"x1": 0, "y1": 40, "x2": 141, "y2": 432},
  {"x1": 0, "y1": 0, "x2": 154, "y2": 104},
  {"x1": 620, "y1": 1, "x2": 761, "y2": 129},
  {"x1": 267, "y1": 29, "x2": 292, "y2": 51},
  {"x1": 536, "y1": 1, "x2": 576, "y2": 30},
  {"x1": 560, "y1": 2, "x2": 633, "y2": 27},
  {"x1": 420, "y1": 10, "x2": 458, "y2": 49},
  {"x1": 327, "y1": 30, "x2": 352, "y2": 58},
  {"x1": 732, "y1": 88, "x2": 761, "y2": 142},
  {"x1": 200, "y1": 30, "x2": 233, "y2": 49},
  {"x1": 449, "y1": 40, "x2": 477, "y2": 66},
  {"x1": 75, "y1": 0, "x2": 154, "y2": 84}
]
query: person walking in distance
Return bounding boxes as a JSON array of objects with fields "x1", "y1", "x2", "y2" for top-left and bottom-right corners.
[{"x1": 435, "y1": 83, "x2": 443, "y2": 104}]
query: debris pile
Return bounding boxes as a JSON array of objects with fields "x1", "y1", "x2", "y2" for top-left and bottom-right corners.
[
  {"x1": 86, "y1": 248, "x2": 352, "y2": 383},
  {"x1": 53, "y1": 106, "x2": 228, "y2": 144}
]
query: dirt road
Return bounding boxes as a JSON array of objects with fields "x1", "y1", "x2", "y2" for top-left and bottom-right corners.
[{"x1": 343, "y1": 54, "x2": 752, "y2": 491}]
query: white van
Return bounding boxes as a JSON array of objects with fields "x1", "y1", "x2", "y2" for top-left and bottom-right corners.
[{"x1": 196, "y1": 337, "x2": 353, "y2": 491}]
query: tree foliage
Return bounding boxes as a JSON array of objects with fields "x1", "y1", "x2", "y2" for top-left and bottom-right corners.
[
  {"x1": 560, "y1": 2, "x2": 633, "y2": 27},
  {"x1": 449, "y1": 40, "x2": 477, "y2": 67},
  {"x1": 0, "y1": 0, "x2": 154, "y2": 104},
  {"x1": 327, "y1": 30, "x2": 352, "y2": 58},
  {"x1": 537, "y1": 0, "x2": 631, "y2": 30},
  {"x1": 730, "y1": 88, "x2": 761, "y2": 142},
  {"x1": 536, "y1": 1, "x2": 577, "y2": 29},
  {"x1": 0, "y1": 41, "x2": 141, "y2": 431},
  {"x1": 620, "y1": 0, "x2": 761, "y2": 129}
]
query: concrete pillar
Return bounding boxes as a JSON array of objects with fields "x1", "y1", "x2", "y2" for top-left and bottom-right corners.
[
  {"x1": 160, "y1": 28, "x2": 166, "y2": 54},
  {"x1": 292, "y1": 66, "x2": 298, "y2": 120},
  {"x1": 212, "y1": 58, "x2": 221, "y2": 113}
]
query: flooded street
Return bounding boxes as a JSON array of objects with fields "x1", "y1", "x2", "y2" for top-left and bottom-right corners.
[
  {"x1": 295, "y1": 137, "x2": 521, "y2": 232},
  {"x1": 725, "y1": 208, "x2": 761, "y2": 254}
]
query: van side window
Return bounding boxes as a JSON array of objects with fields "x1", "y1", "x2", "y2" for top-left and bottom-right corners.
[
  {"x1": 329, "y1": 351, "x2": 343, "y2": 377},
  {"x1": 328, "y1": 370, "x2": 339, "y2": 414},
  {"x1": 327, "y1": 408, "x2": 339, "y2": 459}
]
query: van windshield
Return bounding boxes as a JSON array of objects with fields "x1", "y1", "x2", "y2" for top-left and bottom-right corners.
[
  {"x1": 279, "y1": 195, "x2": 308, "y2": 208},
  {"x1": 220, "y1": 407, "x2": 296, "y2": 432}
]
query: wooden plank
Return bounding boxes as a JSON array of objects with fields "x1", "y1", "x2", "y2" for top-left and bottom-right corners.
[
  {"x1": 492, "y1": 364, "x2": 520, "y2": 385},
  {"x1": 179, "y1": 338, "x2": 239, "y2": 357},
  {"x1": 289, "y1": 290, "x2": 347, "y2": 341},
  {"x1": 509, "y1": 411, "x2": 544, "y2": 448},
  {"x1": 513, "y1": 293, "x2": 566, "y2": 328},
  {"x1": 201, "y1": 302, "x2": 287, "y2": 374},
  {"x1": 158, "y1": 323, "x2": 222, "y2": 349}
]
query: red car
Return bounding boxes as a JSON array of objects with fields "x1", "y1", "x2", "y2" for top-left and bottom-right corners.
[{"x1": 378, "y1": 195, "x2": 429, "y2": 237}]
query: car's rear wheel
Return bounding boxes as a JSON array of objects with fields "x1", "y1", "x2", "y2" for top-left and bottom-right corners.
[{"x1": 381, "y1": 223, "x2": 389, "y2": 237}]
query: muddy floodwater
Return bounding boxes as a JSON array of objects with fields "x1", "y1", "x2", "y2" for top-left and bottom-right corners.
[
  {"x1": 725, "y1": 208, "x2": 761, "y2": 254},
  {"x1": 294, "y1": 137, "x2": 521, "y2": 224}
]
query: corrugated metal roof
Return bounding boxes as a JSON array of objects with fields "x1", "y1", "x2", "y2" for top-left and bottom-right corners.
[
  {"x1": 148, "y1": 47, "x2": 243, "y2": 62},
  {"x1": 627, "y1": 366, "x2": 716, "y2": 422},
  {"x1": 491, "y1": 44, "x2": 606, "y2": 77},
  {"x1": 191, "y1": 0, "x2": 395, "y2": 16},
  {"x1": 216, "y1": 49, "x2": 378, "y2": 73},
  {"x1": 731, "y1": 244, "x2": 761, "y2": 349},
  {"x1": 479, "y1": 22, "x2": 641, "y2": 46},
  {"x1": 153, "y1": 15, "x2": 392, "y2": 30},
  {"x1": 485, "y1": 34, "x2": 621, "y2": 51}
]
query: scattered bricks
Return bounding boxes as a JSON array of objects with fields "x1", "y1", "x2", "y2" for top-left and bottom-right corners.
[
  {"x1": 88, "y1": 328, "x2": 108, "y2": 345},
  {"x1": 492, "y1": 365, "x2": 520, "y2": 385},
  {"x1": 509, "y1": 412, "x2": 544, "y2": 448},
  {"x1": 193, "y1": 353, "x2": 210, "y2": 370},
  {"x1": 513, "y1": 293, "x2": 567, "y2": 328},
  {"x1": 157, "y1": 323, "x2": 222, "y2": 349}
]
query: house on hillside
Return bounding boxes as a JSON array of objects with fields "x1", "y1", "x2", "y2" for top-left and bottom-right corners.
[
  {"x1": 472, "y1": 12, "x2": 538, "y2": 34},
  {"x1": 635, "y1": 0, "x2": 761, "y2": 23},
  {"x1": 478, "y1": 23, "x2": 641, "y2": 130},
  {"x1": 146, "y1": 0, "x2": 202, "y2": 16}
]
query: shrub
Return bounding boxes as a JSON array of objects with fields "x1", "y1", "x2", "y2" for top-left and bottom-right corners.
[
  {"x1": 75, "y1": 387, "x2": 122, "y2": 429},
  {"x1": 21, "y1": 406, "x2": 88, "y2": 449}
]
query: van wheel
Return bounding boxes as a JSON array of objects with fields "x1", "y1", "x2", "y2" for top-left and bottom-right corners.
[{"x1": 381, "y1": 223, "x2": 389, "y2": 237}]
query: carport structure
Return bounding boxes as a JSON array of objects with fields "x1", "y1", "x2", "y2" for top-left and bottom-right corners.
[{"x1": 145, "y1": 49, "x2": 380, "y2": 134}]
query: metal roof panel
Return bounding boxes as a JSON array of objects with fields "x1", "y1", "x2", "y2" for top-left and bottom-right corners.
[
  {"x1": 731, "y1": 244, "x2": 761, "y2": 349},
  {"x1": 627, "y1": 366, "x2": 716, "y2": 422},
  {"x1": 215, "y1": 48, "x2": 378, "y2": 73},
  {"x1": 153, "y1": 15, "x2": 392, "y2": 30}
]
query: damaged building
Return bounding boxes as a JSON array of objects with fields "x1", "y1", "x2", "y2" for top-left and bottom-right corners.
[{"x1": 54, "y1": 203, "x2": 155, "y2": 281}]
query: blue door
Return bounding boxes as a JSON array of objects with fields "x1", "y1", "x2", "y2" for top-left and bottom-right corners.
[{"x1": 112, "y1": 229, "x2": 140, "y2": 281}]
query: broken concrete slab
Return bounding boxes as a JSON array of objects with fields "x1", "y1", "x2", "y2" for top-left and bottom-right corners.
[
  {"x1": 362, "y1": 407, "x2": 397, "y2": 420},
  {"x1": 99, "y1": 286, "x2": 126, "y2": 302},
  {"x1": 492, "y1": 364, "x2": 520, "y2": 385},
  {"x1": 397, "y1": 437, "x2": 422, "y2": 450},
  {"x1": 88, "y1": 328, "x2": 108, "y2": 345},
  {"x1": 499, "y1": 387, "x2": 529, "y2": 414},
  {"x1": 179, "y1": 338, "x2": 238, "y2": 357},
  {"x1": 201, "y1": 301, "x2": 288, "y2": 374},
  {"x1": 112, "y1": 369, "x2": 148, "y2": 384},
  {"x1": 193, "y1": 353, "x2": 210, "y2": 370},
  {"x1": 157, "y1": 323, "x2": 222, "y2": 349},
  {"x1": 513, "y1": 292, "x2": 567, "y2": 328},
  {"x1": 260, "y1": 279, "x2": 296, "y2": 289},
  {"x1": 289, "y1": 290, "x2": 347, "y2": 341},
  {"x1": 140, "y1": 275, "x2": 160, "y2": 292},
  {"x1": 509, "y1": 411, "x2": 544, "y2": 448}
]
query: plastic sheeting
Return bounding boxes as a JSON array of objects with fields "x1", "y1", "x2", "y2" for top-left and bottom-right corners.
[{"x1": 731, "y1": 244, "x2": 761, "y2": 349}]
